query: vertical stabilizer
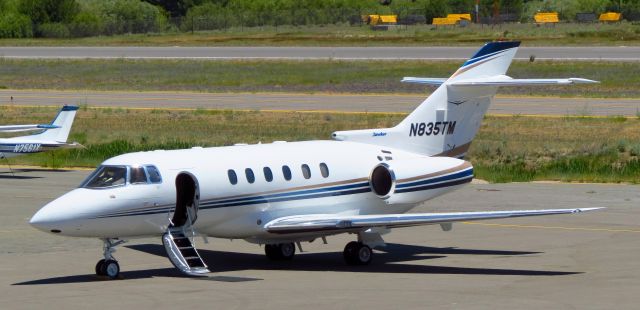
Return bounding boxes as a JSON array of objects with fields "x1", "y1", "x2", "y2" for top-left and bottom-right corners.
[
  {"x1": 30, "y1": 105, "x2": 79, "y2": 142},
  {"x1": 333, "y1": 41, "x2": 520, "y2": 158}
]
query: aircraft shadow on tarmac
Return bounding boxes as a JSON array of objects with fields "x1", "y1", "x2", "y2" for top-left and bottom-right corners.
[
  {"x1": 13, "y1": 243, "x2": 581, "y2": 285},
  {"x1": 0, "y1": 168, "x2": 72, "y2": 179}
]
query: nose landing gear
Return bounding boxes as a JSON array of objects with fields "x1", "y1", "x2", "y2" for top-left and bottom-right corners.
[{"x1": 95, "y1": 238, "x2": 126, "y2": 279}]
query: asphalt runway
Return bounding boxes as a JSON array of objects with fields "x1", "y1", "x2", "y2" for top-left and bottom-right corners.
[
  {"x1": 1, "y1": 169, "x2": 638, "y2": 309},
  {"x1": 2, "y1": 89, "x2": 639, "y2": 117},
  {"x1": 0, "y1": 46, "x2": 639, "y2": 61}
]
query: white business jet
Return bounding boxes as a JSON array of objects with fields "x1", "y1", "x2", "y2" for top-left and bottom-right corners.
[
  {"x1": 30, "y1": 42, "x2": 600, "y2": 279},
  {"x1": 0, "y1": 105, "x2": 80, "y2": 159}
]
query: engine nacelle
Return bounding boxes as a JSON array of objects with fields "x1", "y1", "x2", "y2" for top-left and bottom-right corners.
[{"x1": 369, "y1": 157, "x2": 473, "y2": 205}]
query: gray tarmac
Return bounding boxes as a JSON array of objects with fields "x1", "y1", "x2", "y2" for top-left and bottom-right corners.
[
  {"x1": 1, "y1": 169, "x2": 638, "y2": 309},
  {"x1": 2, "y1": 89, "x2": 640, "y2": 116},
  {"x1": 0, "y1": 46, "x2": 639, "y2": 61}
]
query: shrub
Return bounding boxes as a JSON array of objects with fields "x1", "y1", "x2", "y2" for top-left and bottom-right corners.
[
  {"x1": 69, "y1": 11, "x2": 104, "y2": 37},
  {"x1": 37, "y1": 22, "x2": 71, "y2": 38},
  {"x1": 100, "y1": 0, "x2": 168, "y2": 35},
  {"x1": 0, "y1": 12, "x2": 33, "y2": 38}
]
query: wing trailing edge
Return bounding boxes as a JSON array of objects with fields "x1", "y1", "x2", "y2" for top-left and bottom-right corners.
[{"x1": 265, "y1": 208, "x2": 603, "y2": 234}]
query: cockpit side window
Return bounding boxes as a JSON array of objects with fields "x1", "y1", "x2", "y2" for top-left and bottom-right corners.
[
  {"x1": 82, "y1": 166, "x2": 127, "y2": 188},
  {"x1": 146, "y1": 165, "x2": 162, "y2": 183},
  {"x1": 129, "y1": 166, "x2": 148, "y2": 184}
]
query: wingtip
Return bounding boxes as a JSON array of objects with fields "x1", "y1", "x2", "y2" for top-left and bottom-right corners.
[
  {"x1": 573, "y1": 207, "x2": 605, "y2": 213},
  {"x1": 569, "y1": 78, "x2": 600, "y2": 84}
]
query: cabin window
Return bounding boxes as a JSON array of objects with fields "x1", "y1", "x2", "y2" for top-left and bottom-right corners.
[
  {"x1": 129, "y1": 166, "x2": 148, "y2": 184},
  {"x1": 263, "y1": 167, "x2": 273, "y2": 182},
  {"x1": 282, "y1": 165, "x2": 292, "y2": 181},
  {"x1": 228, "y1": 169, "x2": 238, "y2": 185},
  {"x1": 245, "y1": 168, "x2": 255, "y2": 184},
  {"x1": 82, "y1": 166, "x2": 127, "y2": 188},
  {"x1": 319, "y1": 163, "x2": 329, "y2": 178},
  {"x1": 146, "y1": 165, "x2": 162, "y2": 183},
  {"x1": 301, "y1": 164, "x2": 311, "y2": 179}
]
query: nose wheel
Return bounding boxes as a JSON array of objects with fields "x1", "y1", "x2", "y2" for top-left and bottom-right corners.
[
  {"x1": 96, "y1": 238, "x2": 125, "y2": 279},
  {"x1": 95, "y1": 259, "x2": 120, "y2": 278}
]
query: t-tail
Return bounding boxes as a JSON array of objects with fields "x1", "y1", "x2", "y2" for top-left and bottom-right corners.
[{"x1": 332, "y1": 41, "x2": 597, "y2": 158}]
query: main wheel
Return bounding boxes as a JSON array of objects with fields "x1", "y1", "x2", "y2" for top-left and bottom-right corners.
[
  {"x1": 278, "y1": 243, "x2": 296, "y2": 260},
  {"x1": 265, "y1": 243, "x2": 296, "y2": 261},
  {"x1": 265, "y1": 244, "x2": 281, "y2": 260},
  {"x1": 95, "y1": 259, "x2": 106, "y2": 276},
  {"x1": 343, "y1": 242, "x2": 372, "y2": 265},
  {"x1": 101, "y1": 260, "x2": 120, "y2": 279}
]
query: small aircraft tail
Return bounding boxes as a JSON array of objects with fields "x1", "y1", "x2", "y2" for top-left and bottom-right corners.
[
  {"x1": 332, "y1": 41, "x2": 597, "y2": 157},
  {"x1": 29, "y1": 105, "x2": 79, "y2": 143}
]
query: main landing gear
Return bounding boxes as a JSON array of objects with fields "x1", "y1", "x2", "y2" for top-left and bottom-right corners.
[
  {"x1": 343, "y1": 241, "x2": 373, "y2": 265},
  {"x1": 264, "y1": 243, "x2": 296, "y2": 260},
  {"x1": 263, "y1": 240, "x2": 375, "y2": 265},
  {"x1": 95, "y1": 238, "x2": 126, "y2": 279}
]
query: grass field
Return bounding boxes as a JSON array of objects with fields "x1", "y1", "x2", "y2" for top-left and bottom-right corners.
[
  {"x1": 0, "y1": 23, "x2": 639, "y2": 46},
  {"x1": 0, "y1": 59, "x2": 637, "y2": 98},
  {"x1": 2, "y1": 105, "x2": 639, "y2": 183}
]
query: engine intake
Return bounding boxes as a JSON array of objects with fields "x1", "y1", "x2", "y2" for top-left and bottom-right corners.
[
  {"x1": 369, "y1": 164, "x2": 395, "y2": 198},
  {"x1": 368, "y1": 157, "x2": 473, "y2": 206}
]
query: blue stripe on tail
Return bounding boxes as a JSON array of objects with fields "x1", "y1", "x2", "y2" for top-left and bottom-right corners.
[{"x1": 463, "y1": 41, "x2": 521, "y2": 67}]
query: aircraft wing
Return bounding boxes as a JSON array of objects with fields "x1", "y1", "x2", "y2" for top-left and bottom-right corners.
[
  {"x1": 402, "y1": 75, "x2": 598, "y2": 87},
  {"x1": 264, "y1": 208, "x2": 602, "y2": 234},
  {"x1": 0, "y1": 124, "x2": 59, "y2": 133},
  {"x1": 401, "y1": 77, "x2": 448, "y2": 86},
  {"x1": 449, "y1": 76, "x2": 598, "y2": 86}
]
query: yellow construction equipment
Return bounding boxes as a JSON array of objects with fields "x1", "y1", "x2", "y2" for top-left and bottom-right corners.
[
  {"x1": 432, "y1": 14, "x2": 472, "y2": 26},
  {"x1": 599, "y1": 12, "x2": 622, "y2": 22},
  {"x1": 534, "y1": 12, "x2": 559, "y2": 23},
  {"x1": 363, "y1": 15, "x2": 397, "y2": 25}
]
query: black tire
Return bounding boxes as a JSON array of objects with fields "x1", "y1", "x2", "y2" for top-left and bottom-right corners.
[
  {"x1": 343, "y1": 242, "x2": 372, "y2": 265},
  {"x1": 343, "y1": 241, "x2": 360, "y2": 265},
  {"x1": 95, "y1": 259, "x2": 106, "y2": 276},
  {"x1": 102, "y1": 260, "x2": 120, "y2": 279},
  {"x1": 355, "y1": 244, "x2": 372, "y2": 265},
  {"x1": 265, "y1": 244, "x2": 282, "y2": 260},
  {"x1": 278, "y1": 243, "x2": 296, "y2": 260}
]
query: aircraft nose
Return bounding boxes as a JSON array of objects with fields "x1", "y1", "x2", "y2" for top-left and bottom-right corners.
[
  {"x1": 29, "y1": 195, "x2": 78, "y2": 234},
  {"x1": 30, "y1": 204, "x2": 64, "y2": 234}
]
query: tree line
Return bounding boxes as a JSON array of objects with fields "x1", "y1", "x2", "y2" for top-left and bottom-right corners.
[{"x1": 0, "y1": 0, "x2": 638, "y2": 39}]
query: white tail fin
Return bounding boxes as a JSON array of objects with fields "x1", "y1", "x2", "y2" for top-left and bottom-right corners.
[
  {"x1": 332, "y1": 41, "x2": 597, "y2": 158},
  {"x1": 29, "y1": 105, "x2": 79, "y2": 143}
]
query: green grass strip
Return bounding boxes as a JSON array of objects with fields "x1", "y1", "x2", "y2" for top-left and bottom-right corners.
[
  {"x1": 2, "y1": 106, "x2": 640, "y2": 183},
  {"x1": 0, "y1": 59, "x2": 639, "y2": 98}
]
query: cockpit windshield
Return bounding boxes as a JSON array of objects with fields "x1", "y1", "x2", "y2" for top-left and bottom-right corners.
[
  {"x1": 82, "y1": 166, "x2": 127, "y2": 188},
  {"x1": 81, "y1": 165, "x2": 162, "y2": 189}
]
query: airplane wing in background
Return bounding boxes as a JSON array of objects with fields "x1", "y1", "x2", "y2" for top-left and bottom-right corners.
[{"x1": 265, "y1": 208, "x2": 602, "y2": 234}]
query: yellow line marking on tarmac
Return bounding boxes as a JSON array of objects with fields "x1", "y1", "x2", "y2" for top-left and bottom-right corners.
[
  {"x1": 1, "y1": 105, "x2": 635, "y2": 118},
  {"x1": 2, "y1": 89, "x2": 640, "y2": 101},
  {"x1": 0, "y1": 104, "x2": 409, "y2": 116},
  {"x1": 462, "y1": 222, "x2": 640, "y2": 233}
]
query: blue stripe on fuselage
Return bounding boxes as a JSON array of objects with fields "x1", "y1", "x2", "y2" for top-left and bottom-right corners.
[{"x1": 395, "y1": 168, "x2": 473, "y2": 190}]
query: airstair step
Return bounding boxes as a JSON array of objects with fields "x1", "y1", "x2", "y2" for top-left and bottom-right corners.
[{"x1": 162, "y1": 230, "x2": 209, "y2": 276}]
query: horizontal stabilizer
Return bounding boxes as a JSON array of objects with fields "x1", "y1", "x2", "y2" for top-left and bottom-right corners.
[
  {"x1": 0, "y1": 124, "x2": 60, "y2": 133},
  {"x1": 401, "y1": 77, "x2": 448, "y2": 86},
  {"x1": 448, "y1": 75, "x2": 599, "y2": 87},
  {"x1": 265, "y1": 208, "x2": 603, "y2": 234}
]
